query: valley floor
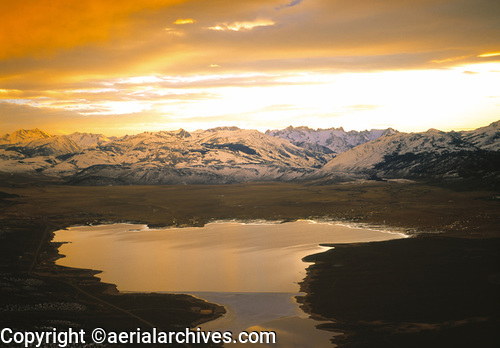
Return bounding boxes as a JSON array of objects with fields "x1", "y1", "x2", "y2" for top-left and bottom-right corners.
[{"x1": 0, "y1": 179, "x2": 498, "y2": 346}]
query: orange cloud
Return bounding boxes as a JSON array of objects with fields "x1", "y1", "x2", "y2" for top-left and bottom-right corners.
[
  {"x1": 430, "y1": 55, "x2": 471, "y2": 64},
  {"x1": 207, "y1": 19, "x2": 275, "y2": 31},
  {"x1": 0, "y1": 0, "x2": 184, "y2": 59},
  {"x1": 174, "y1": 18, "x2": 195, "y2": 25},
  {"x1": 478, "y1": 52, "x2": 500, "y2": 58}
]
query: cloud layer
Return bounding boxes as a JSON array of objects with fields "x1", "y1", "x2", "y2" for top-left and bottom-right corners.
[{"x1": 1, "y1": 0, "x2": 499, "y2": 134}]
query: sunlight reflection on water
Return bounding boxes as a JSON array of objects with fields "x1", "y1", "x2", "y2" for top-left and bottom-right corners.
[{"x1": 53, "y1": 220, "x2": 406, "y2": 347}]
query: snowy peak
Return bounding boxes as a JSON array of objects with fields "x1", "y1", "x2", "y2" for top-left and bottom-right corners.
[
  {"x1": 461, "y1": 120, "x2": 500, "y2": 151},
  {"x1": 64, "y1": 132, "x2": 112, "y2": 148},
  {"x1": 0, "y1": 128, "x2": 52, "y2": 144},
  {"x1": 266, "y1": 126, "x2": 399, "y2": 154},
  {"x1": 24, "y1": 136, "x2": 82, "y2": 156},
  {"x1": 363, "y1": 127, "x2": 398, "y2": 140},
  {"x1": 321, "y1": 130, "x2": 469, "y2": 173},
  {"x1": 204, "y1": 126, "x2": 241, "y2": 133},
  {"x1": 0, "y1": 135, "x2": 82, "y2": 157}
]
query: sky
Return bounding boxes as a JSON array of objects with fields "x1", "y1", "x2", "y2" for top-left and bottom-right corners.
[{"x1": 1, "y1": 0, "x2": 500, "y2": 136}]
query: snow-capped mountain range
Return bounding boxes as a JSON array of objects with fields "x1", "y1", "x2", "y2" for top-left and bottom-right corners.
[
  {"x1": 0, "y1": 127, "x2": 332, "y2": 184},
  {"x1": 0, "y1": 122, "x2": 498, "y2": 187},
  {"x1": 266, "y1": 126, "x2": 398, "y2": 155},
  {"x1": 317, "y1": 121, "x2": 500, "y2": 186}
]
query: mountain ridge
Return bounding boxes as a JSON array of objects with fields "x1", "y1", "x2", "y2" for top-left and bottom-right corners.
[
  {"x1": 0, "y1": 121, "x2": 498, "y2": 188},
  {"x1": 316, "y1": 121, "x2": 500, "y2": 188},
  {"x1": 266, "y1": 125, "x2": 398, "y2": 155}
]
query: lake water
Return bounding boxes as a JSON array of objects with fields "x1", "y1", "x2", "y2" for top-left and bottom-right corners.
[{"x1": 53, "y1": 220, "x2": 406, "y2": 347}]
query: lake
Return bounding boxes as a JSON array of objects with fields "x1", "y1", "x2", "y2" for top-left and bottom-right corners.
[{"x1": 53, "y1": 220, "x2": 406, "y2": 347}]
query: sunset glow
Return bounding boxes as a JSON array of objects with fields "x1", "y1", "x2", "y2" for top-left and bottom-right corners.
[
  {"x1": 1, "y1": 0, "x2": 499, "y2": 135},
  {"x1": 478, "y1": 52, "x2": 500, "y2": 58}
]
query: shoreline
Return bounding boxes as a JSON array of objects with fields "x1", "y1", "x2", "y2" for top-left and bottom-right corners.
[
  {"x1": 52, "y1": 219, "x2": 406, "y2": 294},
  {"x1": 46, "y1": 224, "x2": 228, "y2": 327},
  {"x1": 0, "y1": 218, "x2": 226, "y2": 341},
  {"x1": 297, "y1": 235, "x2": 500, "y2": 347},
  {"x1": 51, "y1": 219, "x2": 406, "y2": 346}
]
